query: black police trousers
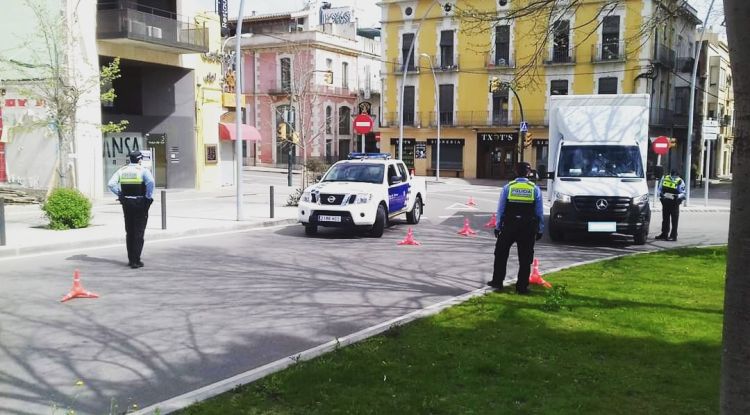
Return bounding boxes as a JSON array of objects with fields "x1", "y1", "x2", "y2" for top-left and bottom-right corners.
[
  {"x1": 660, "y1": 198, "x2": 680, "y2": 238},
  {"x1": 492, "y1": 218, "x2": 537, "y2": 292},
  {"x1": 121, "y1": 197, "x2": 151, "y2": 264}
]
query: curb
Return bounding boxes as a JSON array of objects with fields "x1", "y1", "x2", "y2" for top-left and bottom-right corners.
[
  {"x1": 130, "y1": 245, "x2": 725, "y2": 415},
  {"x1": 0, "y1": 218, "x2": 298, "y2": 259}
]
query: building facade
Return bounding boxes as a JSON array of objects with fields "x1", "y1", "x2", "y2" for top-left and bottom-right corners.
[
  {"x1": 379, "y1": 0, "x2": 699, "y2": 179},
  {"x1": 696, "y1": 32, "x2": 734, "y2": 179},
  {"x1": 229, "y1": 1, "x2": 382, "y2": 168},
  {"x1": 0, "y1": 0, "x2": 224, "y2": 198}
]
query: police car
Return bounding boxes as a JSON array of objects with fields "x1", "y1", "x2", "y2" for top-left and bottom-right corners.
[{"x1": 298, "y1": 153, "x2": 427, "y2": 237}]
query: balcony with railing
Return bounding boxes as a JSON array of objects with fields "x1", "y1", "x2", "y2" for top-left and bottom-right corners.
[
  {"x1": 592, "y1": 41, "x2": 627, "y2": 63},
  {"x1": 392, "y1": 57, "x2": 420, "y2": 74},
  {"x1": 544, "y1": 46, "x2": 576, "y2": 65},
  {"x1": 650, "y1": 108, "x2": 674, "y2": 127},
  {"x1": 380, "y1": 110, "x2": 548, "y2": 128},
  {"x1": 486, "y1": 53, "x2": 515, "y2": 70},
  {"x1": 427, "y1": 54, "x2": 460, "y2": 72},
  {"x1": 97, "y1": 1, "x2": 208, "y2": 53},
  {"x1": 676, "y1": 57, "x2": 695, "y2": 73},
  {"x1": 655, "y1": 44, "x2": 676, "y2": 69}
]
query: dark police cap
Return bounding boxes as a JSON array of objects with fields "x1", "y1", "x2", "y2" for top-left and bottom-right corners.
[
  {"x1": 516, "y1": 162, "x2": 532, "y2": 177},
  {"x1": 129, "y1": 150, "x2": 143, "y2": 163}
]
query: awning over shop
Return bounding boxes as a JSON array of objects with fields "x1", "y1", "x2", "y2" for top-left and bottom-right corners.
[{"x1": 219, "y1": 122, "x2": 262, "y2": 141}]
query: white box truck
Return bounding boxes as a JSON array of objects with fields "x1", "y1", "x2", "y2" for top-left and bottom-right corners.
[{"x1": 547, "y1": 94, "x2": 651, "y2": 245}]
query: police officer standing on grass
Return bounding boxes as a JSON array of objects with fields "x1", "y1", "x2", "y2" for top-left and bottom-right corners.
[
  {"x1": 655, "y1": 169, "x2": 686, "y2": 242},
  {"x1": 108, "y1": 150, "x2": 155, "y2": 268},
  {"x1": 487, "y1": 162, "x2": 544, "y2": 294}
]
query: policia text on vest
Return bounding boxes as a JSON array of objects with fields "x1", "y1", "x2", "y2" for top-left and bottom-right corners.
[
  {"x1": 655, "y1": 172, "x2": 686, "y2": 242},
  {"x1": 107, "y1": 151, "x2": 156, "y2": 269},
  {"x1": 488, "y1": 163, "x2": 545, "y2": 294}
]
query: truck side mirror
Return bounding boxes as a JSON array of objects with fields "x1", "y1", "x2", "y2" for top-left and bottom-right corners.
[{"x1": 390, "y1": 176, "x2": 402, "y2": 185}]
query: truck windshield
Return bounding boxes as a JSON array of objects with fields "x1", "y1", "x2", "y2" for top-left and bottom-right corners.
[
  {"x1": 557, "y1": 145, "x2": 644, "y2": 178},
  {"x1": 322, "y1": 163, "x2": 385, "y2": 184}
]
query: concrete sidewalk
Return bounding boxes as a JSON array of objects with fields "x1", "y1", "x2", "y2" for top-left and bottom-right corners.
[{"x1": 0, "y1": 183, "x2": 299, "y2": 258}]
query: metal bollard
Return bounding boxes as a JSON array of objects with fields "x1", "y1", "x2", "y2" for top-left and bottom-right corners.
[
  {"x1": 270, "y1": 185, "x2": 275, "y2": 218},
  {"x1": 160, "y1": 190, "x2": 167, "y2": 230},
  {"x1": 0, "y1": 198, "x2": 6, "y2": 246}
]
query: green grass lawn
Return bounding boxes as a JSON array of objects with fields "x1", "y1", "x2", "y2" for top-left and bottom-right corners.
[{"x1": 180, "y1": 247, "x2": 726, "y2": 415}]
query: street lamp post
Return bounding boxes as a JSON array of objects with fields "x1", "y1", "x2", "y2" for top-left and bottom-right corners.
[
  {"x1": 220, "y1": 0, "x2": 247, "y2": 221},
  {"x1": 490, "y1": 77, "x2": 526, "y2": 163},
  {"x1": 398, "y1": 1, "x2": 452, "y2": 161},
  {"x1": 684, "y1": 0, "x2": 716, "y2": 206},
  {"x1": 419, "y1": 53, "x2": 440, "y2": 181}
]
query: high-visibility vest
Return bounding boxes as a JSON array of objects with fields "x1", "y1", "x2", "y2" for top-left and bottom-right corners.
[
  {"x1": 660, "y1": 175, "x2": 682, "y2": 195},
  {"x1": 504, "y1": 179, "x2": 537, "y2": 218},
  {"x1": 117, "y1": 165, "x2": 147, "y2": 197},
  {"x1": 507, "y1": 180, "x2": 536, "y2": 203}
]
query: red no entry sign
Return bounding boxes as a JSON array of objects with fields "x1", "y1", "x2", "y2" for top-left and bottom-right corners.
[
  {"x1": 652, "y1": 136, "x2": 670, "y2": 155},
  {"x1": 353, "y1": 114, "x2": 374, "y2": 134}
]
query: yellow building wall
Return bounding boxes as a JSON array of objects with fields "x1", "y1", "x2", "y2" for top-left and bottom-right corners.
[
  {"x1": 183, "y1": 13, "x2": 223, "y2": 190},
  {"x1": 381, "y1": 0, "x2": 648, "y2": 178}
]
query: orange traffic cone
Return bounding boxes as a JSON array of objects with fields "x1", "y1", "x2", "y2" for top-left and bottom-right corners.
[
  {"x1": 457, "y1": 217, "x2": 478, "y2": 236},
  {"x1": 397, "y1": 227, "x2": 421, "y2": 246},
  {"x1": 61, "y1": 269, "x2": 99, "y2": 303},
  {"x1": 484, "y1": 213, "x2": 497, "y2": 228},
  {"x1": 466, "y1": 197, "x2": 477, "y2": 207},
  {"x1": 528, "y1": 259, "x2": 552, "y2": 288}
]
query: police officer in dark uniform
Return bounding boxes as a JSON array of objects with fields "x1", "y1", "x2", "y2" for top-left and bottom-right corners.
[
  {"x1": 107, "y1": 150, "x2": 155, "y2": 268},
  {"x1": 655, "y1": 169, "x2": 686, "y2": 241},
  {"x1": 488, "y1": 162, "x2": 544, "y2": 294}
]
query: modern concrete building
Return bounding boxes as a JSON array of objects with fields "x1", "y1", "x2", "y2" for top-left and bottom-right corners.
[{"x1": 0, "y1": 0, "x2": 225, "y2": 198}]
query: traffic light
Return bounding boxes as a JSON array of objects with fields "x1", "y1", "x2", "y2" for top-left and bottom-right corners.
[
  {"x1": 524, "y1": 132, "x2": 534, "y2": 147},
  {"x1": 489, "y1": 76, "x2": 502, "y2": 93},
  {"x1": 324, "y1": 70, "x2": 333, "y2": 85},
  {"x1": 669, "y1": 138, "x2": 677, "y2": 148},
  {"x1": 277, "y1": 122, "x2": 288, "y2": 140},
  {"x1": 292, "y1": 131, "x2": 300, "y2": 144}
]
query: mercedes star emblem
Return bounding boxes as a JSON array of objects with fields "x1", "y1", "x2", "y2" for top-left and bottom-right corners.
[
  {"x1": 327, "y1": 196, "x2": 336, "y2": 203},
  {"x1": 596, "y1": 199, "x2": 609, "y2": 210}
]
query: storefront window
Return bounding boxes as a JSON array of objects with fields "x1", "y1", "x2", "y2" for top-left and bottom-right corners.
[{"x1": 428, "y1": 139, "x2": 463, "y2": 170}]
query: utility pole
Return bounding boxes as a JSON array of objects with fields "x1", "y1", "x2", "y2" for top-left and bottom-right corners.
[{"x1": 234, "y1": 0, "x2": 246, "y2": 220}]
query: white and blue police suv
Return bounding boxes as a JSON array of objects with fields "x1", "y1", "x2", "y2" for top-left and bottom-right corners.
[{"x1": 298, "y1": 153, "x2": 427, "y2": 237}]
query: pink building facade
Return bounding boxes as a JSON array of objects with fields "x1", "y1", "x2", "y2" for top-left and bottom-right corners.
[{"x1": 231, "y1": 3, "x2": 381, "y2": 167}]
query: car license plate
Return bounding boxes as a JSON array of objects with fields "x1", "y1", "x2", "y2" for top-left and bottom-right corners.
[
  {"x1": 319, "y1": 215, "x2": 341, "y2": 222},
  {"x1": 588, "y1": 222, "x2": 616, "y2": 232}
]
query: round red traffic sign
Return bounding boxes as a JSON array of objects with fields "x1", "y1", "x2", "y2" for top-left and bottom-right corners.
[
  {"x1": 353, "y1": 114, "x2": 374, "y2": 134},
  {"x1": 652, "y1": 136, "x2": 670, "y2": 155}
]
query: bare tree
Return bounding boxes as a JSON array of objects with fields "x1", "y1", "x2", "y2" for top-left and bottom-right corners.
[
  {"x1": 457, "y1": 0, "x2": 688, "y2": 88},
  {"x1": 0, "y1": 0, "x2": 126, "y2": 189},
  {"x1": 275, "y1": 49, "x2": 335, "y2": 189}
]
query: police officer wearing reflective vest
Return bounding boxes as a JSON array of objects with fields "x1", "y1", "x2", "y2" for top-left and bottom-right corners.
[
  {"x1": 655, "y1": 169, "x2": 686, "y2": 241},
  {"x1": 488, "y1": 162, "x2": 544, "y2": 294},
  {"x1": 108, "y1": 150, "x2": 155, "y2": 268}
]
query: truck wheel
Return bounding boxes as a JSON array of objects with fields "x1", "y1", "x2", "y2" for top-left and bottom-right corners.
[
  {"x1": 549, "y1": 226, "x2": 564, "y2": 242},
  {"x1": 633, "y1": 226, "x2": 648, "y2": 245},
  {"x1": 370, "y1": 205, "x2": 386, "y2": 237},
  {"x1": 406, "y1": 195, "x2": 422, "y2": 224},
  {"x1": 304, "y1": 224, "x2": 318, "y2": 236}
]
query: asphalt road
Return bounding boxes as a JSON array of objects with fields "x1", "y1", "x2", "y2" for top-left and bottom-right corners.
[{"x1": 0, "y1": 175, "x2": 730, "y2": 415}]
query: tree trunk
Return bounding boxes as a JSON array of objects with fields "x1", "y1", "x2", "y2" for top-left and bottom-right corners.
[
  {"x1": 721, "y1": 1, "x2": 750, "y2": 413},
  {"x1": 56, "y1": 127, "x2": 67, "y2": 188}
]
